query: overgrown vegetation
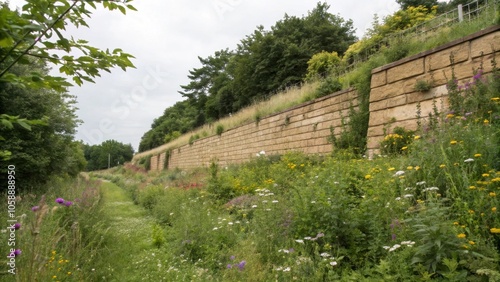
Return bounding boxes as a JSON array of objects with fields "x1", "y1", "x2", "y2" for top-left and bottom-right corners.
[
  {"x1": 108, "y1": 65, "x2": 500, "y2": 280},
  {"x1": 0, "y1": 176, "x2": 110, "y2": 281}
]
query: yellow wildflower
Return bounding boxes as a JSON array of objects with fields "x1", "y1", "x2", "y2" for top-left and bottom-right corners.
[
  {"x1": 469, "y1": 210, "x2": 475, "y2": 214},
  {"x1": 365, "y1": 175, "x2": 372, "y2": 180},
  {"x1": 450, "y1": 140, "x2": 457, "y2": 145},
  {"x1": 439, "y1": 164, "x2": 446, "y2": 168},
  {"x1": 484, "y1": 119, "x2": 490, "y2": 124},
  {"x1": 414, "y1": 135, "x2": 421, "y2": 140},
  {"x1": 469, "y1": 241, "x2": 475, "y2": 245},
  {"x1": 489, "y1": 192, "x2": 496, "y2": 197},
  {"x1": 492, "y1": 207, "x2": 497, "y2": 212},
  {"x1": 407, "y1": 166, "x2": 413, "y2": 170},
  {"x1": 490, "y1": 228, "x2": 500, "y2": 233},
  {"x1": 415, "y1": 166, "x2": 420, "y2": 171},
  {"x1": 453, "y1": 221, "x2": 459, "y2": 225},
  {"x1": 388, "y1": 167, "x2": 395, "y2": 171},
  {"x1": 483, "y1": 173, "x2": 490, "y2": 177},
  {"x1": 402, "y1": 146, "x2": 408, "y2": 150},
  {"x1": 474, "y1": 153, "x2": 482, "y2": 157},
  {"x1": 457, "y1": 233, "x2": 466, "y2": 238}
]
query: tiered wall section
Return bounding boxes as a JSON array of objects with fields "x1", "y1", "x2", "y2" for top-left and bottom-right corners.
[{"x1": 143, "y1": 25, "x2": 500, "y2": 171}]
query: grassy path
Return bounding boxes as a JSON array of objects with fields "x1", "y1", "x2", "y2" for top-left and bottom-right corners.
[{"x1": 96, "y1": 181, "x2": 157, "y2": 281}]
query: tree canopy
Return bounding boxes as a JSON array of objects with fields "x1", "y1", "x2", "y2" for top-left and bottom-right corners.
[
  {"x1": 0, "y1": 0, "x2": 136, "y2": 190},
  {"x1": 139, "y1": 2, "x2": 356, "y2": 152},
  {"x1": 83, "y1": 140, "x2": 134, "y2": 171}
]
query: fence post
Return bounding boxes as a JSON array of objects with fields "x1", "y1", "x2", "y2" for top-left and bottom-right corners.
[{"x1": 458, "y1": 4, "x2": 464, "y2": 22}]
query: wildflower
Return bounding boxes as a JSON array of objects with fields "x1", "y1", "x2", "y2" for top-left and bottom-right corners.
[
  {"x1": 393, "y1": 170, "x2": 405, "y2": 177},
  {"x1": 474, "y1": 153, "x2": 482, "y2": 157},
  {"x1": 483, "y1": 173, "x2": 490, "y2": 177},
  {"x1": 469, "y1": 210, "x2": 475, "y2": 214},
  {"x1": 492, "y1": 207, "x2": 497, "y2": 212},
  {"x1": 295, "y1": 239, "x2": 304, "y2": 244},
  {"x1": 453, "y1": 222, "x2": 459, "y2": 225},
  {"x1": 13, "y1": 223, "x2": 21, "y2": 230},
  {"x1": 272, "y1": 200, "x2": 278, "y2": 203},
  {"x1": 450, "y1": 140, "x2": 457, "y2": 145},
  {"x1": 251, "y1": 205, "x2": 257, "y2": 208},
  {"x1": 439, "y1": 164, "x2": 446, "y2": 168},
  {"x1": 320, "y1": 252, "x2": 331, "y2": 257},
  {"x1": 64, "y1": 201, "x2": 73, "y2": 207},
  {"x1": 489, "y1": 192, "x2": 496, "y2": 197},
  {"x1": 457, "y1": 233, "x2": 466, "y2": 239},
  {"x1": 403, "y1": 194, "x2": 413, "y2": 198},
  {"x1": 469, "y1": 186, "x2": 476, "y2": 190},
  {"x1": 469, "y1": 241, "x2": 475, "y2": 245},
  {"x1": 424, "y1": 187, "x2": 439, "y2": 192},
  {"x1": 283, "y1": 267, "x2": 291, "y2": 271},
  {"x1": 388, "y1": 167, "x2": 395, "y2": 171},
  {"x1": 365, "y1": 174, "x2": 372, "y2": 180},
  {"x1": 55, "y1": 198, "x2": 65, "y2": 204},
  {"x1": 415, "y1": 166, "x2": 421, "y2": 171},
  {"x1": 237, "y1": 261, "x2": 246, "y2": 271},
  {"x1": 464, "y1": 158, "x2": 474, "y2": 163},
  {"x1": 401, "y1": 146, "x2": 408, "y2": 151},
  {"x1": 226, "y1": 264, "x2": 232, "y2": 269},
  {"x1": 491, "y1": 97, "x2": 500, "y2": 101},
  {"x1": 490, "y1": 228, "x2": 500, "y2": 233},
  {"x1": 484, "y1": 119, "x2": 489, "y2": 125},
  {"x1": 416, "y1": 181, "x2": 426, "y2": 186},
  {"x1": 407, "y1": 166, "x2": 413, "y2": 170},
  {"x1": 401, "y1": 241, "x2": 415, "y2": 246},
  {"x1": 330, "y1": 261, "x2": 338, "y2": 266},
  {"x1": 446, "y1": 113, "x2": 455, "y2": 119},
  {"x1": 388, "y1": 244, "x2": 401, "y2": 252},
  {"x1": 31, "y1": 206, "x2": 39, "y2": 212},
  {"x1": 414, "y1": 135, "x2": 421, "y2": 140},
  {"x1": 259, "y1": 150, "x2": 266, "y2": 155}
]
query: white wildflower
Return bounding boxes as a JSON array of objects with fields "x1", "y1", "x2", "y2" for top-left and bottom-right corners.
[
  {"x1": 416, "y1": 181, "x2": 426, "y2": 186},
  {"x1": 464, "y1": 158, "x2": 474, "y2": 163},
  {"x1": 393, "y1": 170, "x2": 405, "y2": 177},
  {"x1": 403, "y1": 194, "x2": 413, "y2": 198},
  {"x1": 295, "y1": 239, "x2": 304, "y2": 244},
  {"x1": 330, "y1": 261, "x2": 337, "y2": 266},
  {"x1": 424, "y1": 187, "x2": 439, "y2": 192},
  {"x1": 320, "y1": 252, "x2": 331, "y2": 257}
]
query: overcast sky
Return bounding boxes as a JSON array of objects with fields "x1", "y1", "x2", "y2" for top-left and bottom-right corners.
[{"x1": 9, "y1": 0, "x2": 402, "y2": 152}]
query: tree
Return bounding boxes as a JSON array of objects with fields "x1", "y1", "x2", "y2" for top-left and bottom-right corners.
[
  {"x1": 396, "y1": 0, "x2": 439, "y2": 10},
  {"x1": 0, "y1": 0, "x2": 136, "y2": 190},
  {"x1": 83, "y1": 140, "x2": 134, "y2": 171}
]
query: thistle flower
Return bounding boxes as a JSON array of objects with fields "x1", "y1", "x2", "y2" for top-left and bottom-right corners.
[
  {"x1": 55, "y1": 198, "x2": 65, "y2": 204},
  {"x1": 237, "y1": 260, "x2": 246, "y2": 271},
  {"x1": 31, "y1": 206, "x2": 39, "y2": 212}
]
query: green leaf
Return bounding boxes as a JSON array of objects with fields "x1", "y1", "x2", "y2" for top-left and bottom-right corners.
[{"x1": 16, "y1": 120, "x2": 32, "y2": 130}]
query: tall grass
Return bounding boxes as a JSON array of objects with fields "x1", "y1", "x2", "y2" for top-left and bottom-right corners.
[{"x1": 0, "y1": 176, "x2": 108, "y2": 281}]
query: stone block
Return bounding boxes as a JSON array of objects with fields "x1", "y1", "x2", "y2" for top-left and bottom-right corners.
[
  {"x1": 387, "y1": 58, "x2": 425, "y2": 83},
  {"x1": 471, "y1": 31, "x2": 500, "y2": 58},
  {"x1": 427, "y1": 42, "x2": 469, "y2": 71},
  {"x1": 371, "y1": 70, "x2": 387, "y2": 88}
]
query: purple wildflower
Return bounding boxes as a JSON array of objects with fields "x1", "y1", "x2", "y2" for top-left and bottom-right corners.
[
  {"x1": 473, "y1": 69, "x2": 483, "y2": 81},
  {"x1": 13, "y1": 223, "x2": 21, "y2": 230},
  {"x1": 230, "y1": 255, "x2": 235, "y2": 261},
  {"x1": 392, "y1": 233, "x2": 397, "y2": 241},
  {"x1": 237, "y1": 261, "x2": 246, "y2": 271},
  {"x1": 10, "y1": 249, "x2": 21, "y2": 257},
  {"x1": 227, "y1": 264, "x2": 232, "y2": 269},
  {"x1": 55, "y1": 198, "x2": 65, "y2": 204},
  {"x1": 64, "y1": 201, "x2": 73, "y2": 207},
  {"x1": 31, "y1": 206, "x2": 39, "y2": 212}
]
